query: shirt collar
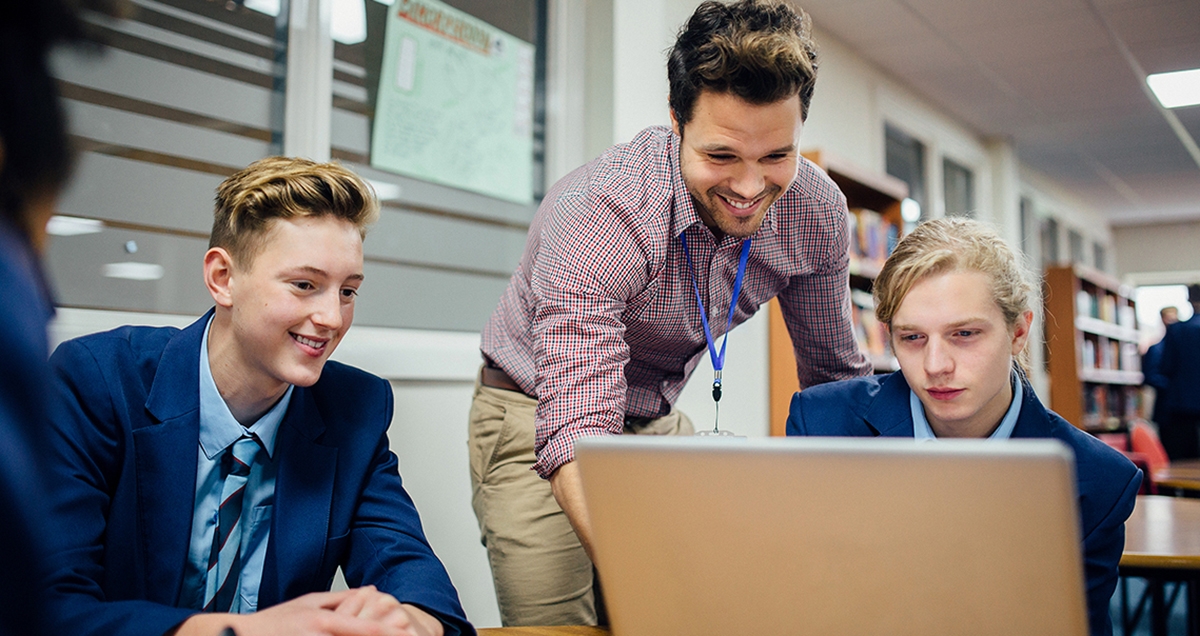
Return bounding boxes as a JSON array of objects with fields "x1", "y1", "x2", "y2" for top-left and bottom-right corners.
[
  {"x1": 910, "y1": 369, "x2": 1022, "y2": 440},
  {"x1": 198, "y1": 315, "x2": 291, "y2": 460}
]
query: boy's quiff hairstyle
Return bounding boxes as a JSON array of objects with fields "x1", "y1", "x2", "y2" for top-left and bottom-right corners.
[
  {"x1": 874, "y1": 217, "x2": 1040, "y2": 367},
  {"x1": 210, "y1": 156, "x2": 379, "y2": 267},
  {"x1": 668, "y1": 0, "x2": 819, "y2": 127}
]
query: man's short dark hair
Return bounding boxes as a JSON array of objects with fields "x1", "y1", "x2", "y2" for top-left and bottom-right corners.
[{"x1": 667, "y1": 0, "x2": 819, "y2": 127}]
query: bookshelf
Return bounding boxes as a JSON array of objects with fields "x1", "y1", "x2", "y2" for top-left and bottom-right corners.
[
  {"x1": 768, "y1": 150, "x2": 909, "y2": 436},
  {"x1": 1043, "y1": 264, "x2": 1143, "y2": 432}
]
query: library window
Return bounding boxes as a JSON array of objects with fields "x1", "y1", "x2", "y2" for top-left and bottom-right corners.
[
  {"x1": 885, "y1": 123, "x2": 927, "y2": 226},
  {"x1": 1069, "y1": 230, "x2": 1085, "y2": 265},
  {"x1": 1041, "y1": 218, "x2": 1060, "y2": 267},
  {"x1": 942, "y1": 158, "x2": 974, "y2": 217}
]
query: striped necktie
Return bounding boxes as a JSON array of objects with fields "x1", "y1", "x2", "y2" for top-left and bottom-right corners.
[{"x1": 203, "y1": 434, "x2": 261, "y2": 613}]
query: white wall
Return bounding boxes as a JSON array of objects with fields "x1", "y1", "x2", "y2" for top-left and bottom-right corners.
[{"x1": 1113, "y1": 221, "x2": 1200, "y2": 281}]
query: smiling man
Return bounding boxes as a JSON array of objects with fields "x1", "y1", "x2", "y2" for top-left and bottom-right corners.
[
  {"x1": 470, "y1": 0, "x2": 870, "y2": 626},
  {"x1": 787, "y1": 218, "x2": 1141, "y2": 636},
  {"x1": 42, "y1": 158, "x2": 473, "y2": 636}
]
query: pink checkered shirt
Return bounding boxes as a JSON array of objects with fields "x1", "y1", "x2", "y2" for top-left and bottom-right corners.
[{"x1": 482, "y1": 126, "x2": 871, "y2": 478}]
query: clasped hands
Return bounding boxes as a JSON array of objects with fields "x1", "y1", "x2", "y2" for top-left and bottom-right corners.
[{"x1": 172, "y1": 586, "x2": 444, "y2": 636}]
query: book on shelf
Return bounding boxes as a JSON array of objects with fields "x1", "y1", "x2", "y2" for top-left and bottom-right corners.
[
  {"x1": 1074, "y1": 287, "x2": 1134, "y2": 328},
  {"x1": 847, "y1": 208, "x2": 898, "y2": 267},
  {"x1": 1082, "y1": 384, "x2": 1141, "y2": 431},
  {"x1": 849, "y1": 290, "x2": 889, "y2": 359}
]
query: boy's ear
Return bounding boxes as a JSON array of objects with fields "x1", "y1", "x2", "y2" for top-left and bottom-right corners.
[
  {"x1": 1011, "y1": 309, "x2": 1034, "y2": 355},
  {"x1": 203, "y1": 247, "x2": 236, "y2": 308}
]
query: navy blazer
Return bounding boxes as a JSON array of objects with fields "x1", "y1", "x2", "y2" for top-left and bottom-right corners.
[
  {"x1": 1161, "y1": 315, "x2": 1200, "y2": 414},
  {"x1": 0, "y1": 220, "x2": 56, "y2": 636},
  {"x1": 786, "y1": 372, "x2": 1141, "y2": 636},
  {"x1": 42, "y1": 312, "x2": 474, "y2": 636}
]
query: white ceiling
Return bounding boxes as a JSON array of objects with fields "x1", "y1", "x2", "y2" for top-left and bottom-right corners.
[{"x1": 798, "y1": 0, "x2": 1200, "y2": 226}]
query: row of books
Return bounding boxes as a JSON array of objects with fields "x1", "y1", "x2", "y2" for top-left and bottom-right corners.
[
  {"x1": 1074, "y1": 288, "x2": 1136, "y2": 327},
  {"x1": 1082, "y1": 384, "x2": 1141, "y2": 431},
  {"x1": 850, "y1": 290, "x2": 890, "y2": 358},
  {"x1": 1080, "y1": 338, "x2": 1140, "y2": 372},
  {"x1": 847, "y1": 208, "x2": 899, "y2": 265}
]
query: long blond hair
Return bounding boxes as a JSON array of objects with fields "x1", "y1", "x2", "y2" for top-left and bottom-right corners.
[{"x1": 873, "y1": 217, "x2": 1039, "y2": 371}]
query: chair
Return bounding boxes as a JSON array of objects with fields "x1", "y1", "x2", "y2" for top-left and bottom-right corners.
[
  {"x1": 1130, "y1": 420, "x2": 1171, "y2": 495},
  {"x1": 1121, "y1": 420, "x2": 1193, "y2": 635}
]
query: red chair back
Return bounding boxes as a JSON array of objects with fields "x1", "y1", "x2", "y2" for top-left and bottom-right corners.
[{"x1": 1130, "y1": 420, "x2": 1171, "y2": 479}]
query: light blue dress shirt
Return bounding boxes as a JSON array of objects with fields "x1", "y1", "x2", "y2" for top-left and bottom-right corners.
[
  {"x1": 910, "y1": 370, "x2": 1022, "y2": 440},
  {"x1": 183, "y1": 317, "x2": 293, "y2": 613}
]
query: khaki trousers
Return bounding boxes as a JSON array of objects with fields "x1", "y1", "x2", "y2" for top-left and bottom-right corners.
[{"x1": 468, "y1": 375, "x2": 693, "y2": 626}]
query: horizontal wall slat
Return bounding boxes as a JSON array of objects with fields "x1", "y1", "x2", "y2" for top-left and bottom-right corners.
[
  {"x1": 52, "y1": 47, "x2": 276, "y2": 130},
  {"x1": 347, "y1": 162, "x2": 536, "y2": 228},
  {"x1": 86, "y1": 9, "x2": 276, "y2": 75},
  {"x1": 331, "y1": 107, "x2": 370, "y2": 154},
  {"x1": 58, "y1": 152, "x2": 223, "y2": 233},
  {"x1": 367, "y1": 208, "x2": 525, "y2": 277},
  {"x1": 356, "y1": 261, "x2": 510, "y2": 332},
  {"x1": 45, "y1": 228, "x2": 213, "y2": 315},
  {"x1": 87, "y1": 22, "x2": 274, "y2": 88},
  {"x1": 128, "y1": 2, "x2": 278, "y2": 59},
  {"x1": 60, "y1": 81, "x2": 273, "y2": 142},
  {"x1": 65, "y1": 100, "x2": 271, "y2": 168},
  {"x1": 150, "y1": 0, "x2": 275, "y2": 38}
]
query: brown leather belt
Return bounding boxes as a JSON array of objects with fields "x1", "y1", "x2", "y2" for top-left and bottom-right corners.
[{"x1": 480, "y1": 362, "x2": 533, "y2": 397}]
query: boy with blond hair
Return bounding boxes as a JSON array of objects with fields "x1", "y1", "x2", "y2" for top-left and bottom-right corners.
[
  {"x1": 42, "y1": 157, "x2": 473, "y2": 636},
  {"x1": 788, "y1": 217, "x2": 1140, "y2": 635}
]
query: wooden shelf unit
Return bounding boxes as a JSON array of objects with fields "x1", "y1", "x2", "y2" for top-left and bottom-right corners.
[
  {"x1": 1043, "y1": 264, "x2": 1143, "y2": 432},
  {"x1": 768, "y1": 151, "x2": 909, "y2": 436}
]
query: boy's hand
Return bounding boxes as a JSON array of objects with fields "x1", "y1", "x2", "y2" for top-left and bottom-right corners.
[
  {"x1": 169, "y1": 588, "x2": 443, "y2": 636},
  {"x1": 332, "y1": 586, "x2": 444, "y2": 636}
]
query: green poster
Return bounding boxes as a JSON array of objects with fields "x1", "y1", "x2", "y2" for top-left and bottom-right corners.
[{"x1": 371, "y1": 0, "x2": 535, "y2": 204}]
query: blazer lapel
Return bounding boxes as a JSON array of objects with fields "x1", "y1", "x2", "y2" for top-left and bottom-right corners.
[
  {"x1": 862, "y1": 372, "x2": 917, "y2": 438},
  {"x1": 259, "y1": 387, "x2": 337, "y2": 607},
  {"x1": 1010, "y1": 378, "x2": 1054, "y2": 439},
  {"x1": 135, "y1": 312, "x2": 211, "y2": 606}
]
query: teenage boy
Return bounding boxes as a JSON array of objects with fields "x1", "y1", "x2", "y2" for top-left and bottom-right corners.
[
  {"x1": 42, "y1": 158, "x2": 474, "y2": 636},
  {"x1": 787, "y1": 218, "x2": 1141, "y2": 636}
]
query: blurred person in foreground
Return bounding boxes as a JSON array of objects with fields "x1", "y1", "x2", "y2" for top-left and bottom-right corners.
[
  {"x1": 0, "y1": 0, "x2": 121, "y2": 633},
  {"x1": 787, "y1": 217, "x2": 1141, "y2": 636}
]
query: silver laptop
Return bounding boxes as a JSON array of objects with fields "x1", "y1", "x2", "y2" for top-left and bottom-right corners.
[{"x1": 576, "y1": 436, "x2": 1087, "y2": 636}]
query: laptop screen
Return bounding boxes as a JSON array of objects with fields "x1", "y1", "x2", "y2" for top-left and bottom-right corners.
[{"x1": 576, "y1": 436, "x2": 1086, "y2": 636}]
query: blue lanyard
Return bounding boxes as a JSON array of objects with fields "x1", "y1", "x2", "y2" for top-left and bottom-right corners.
[{"x1": 679, "y1": 232, "x2": 752, "y2": 402}]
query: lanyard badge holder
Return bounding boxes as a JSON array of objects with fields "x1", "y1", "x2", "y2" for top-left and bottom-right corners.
[{"x1": 679, "y1": 232, "x2": 751, "y2": 437}]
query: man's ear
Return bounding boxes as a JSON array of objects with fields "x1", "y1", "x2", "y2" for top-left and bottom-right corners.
[
  {"x1": 669, "y1": 108, "x2": 681, "y2": 138},
  {"x1": 204, "y1": 247, "x2": 236, "y2": 308}
]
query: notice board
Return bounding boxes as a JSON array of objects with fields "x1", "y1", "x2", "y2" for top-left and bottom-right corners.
[{"x1": 370, "y1": 0, "x2": 535, "y2": 204}]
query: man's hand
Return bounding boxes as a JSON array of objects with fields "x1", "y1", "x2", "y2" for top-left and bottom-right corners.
[
  {"x1": 549, "y1": 460, "x2": 596, "y2": 561},
  {"x1": 169, "y1": 587, "x2": 444, "y2": 636}
]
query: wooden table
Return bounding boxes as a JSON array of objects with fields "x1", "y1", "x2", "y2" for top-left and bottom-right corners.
[
  {"x1": 477, "y1": 624, "x2": 609, "y2": 628},
  {"x1": 1120, "y1": 495, "x2": 1200, "y2": 635},
  {"x1": 1154, "y1": 460, "x2": 1200, "y2": 494}
]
